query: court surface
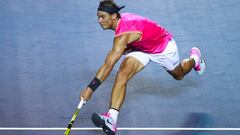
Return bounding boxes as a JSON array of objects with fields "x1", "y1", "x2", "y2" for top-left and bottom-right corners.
[{"x1": 0, "y1": 0, "x2": 240, "y2": 135}]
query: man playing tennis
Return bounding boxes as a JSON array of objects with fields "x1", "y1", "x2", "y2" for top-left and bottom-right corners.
[{"x1": 80, "y1": 0, "x2": 206, "y2": 135}]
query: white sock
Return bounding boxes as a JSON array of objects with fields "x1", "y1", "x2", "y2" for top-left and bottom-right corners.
[
  {"x1": 190, "y1": 55, "x2": 200, "y2": 67},
  {"x1": 108, "y1": 109, "x2": 119, "y2": 123}
]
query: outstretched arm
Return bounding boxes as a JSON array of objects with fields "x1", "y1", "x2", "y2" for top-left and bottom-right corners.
[
  {"x1": 80, "y1": 35, "x2": 127, "y2": 101},
  {"x1": 80, "y1": 33, "x2": 141, "y2": 101},
  {"x1": 95, "y1": 36, "x2": 127, "y2": 82}
]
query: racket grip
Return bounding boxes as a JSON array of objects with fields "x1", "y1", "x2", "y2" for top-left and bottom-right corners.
[{"x1": 77, "y1": 97, "x2": 86, "y2": 109}]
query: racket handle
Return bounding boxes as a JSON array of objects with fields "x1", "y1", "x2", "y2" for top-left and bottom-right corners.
[{"x1": 77, "y1": 97, "x2": 86, "y2": 109}]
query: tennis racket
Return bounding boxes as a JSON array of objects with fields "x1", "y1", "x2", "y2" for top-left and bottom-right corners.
[{"x1": 64, "y1": 97, "x2": 85, "y2": 135}]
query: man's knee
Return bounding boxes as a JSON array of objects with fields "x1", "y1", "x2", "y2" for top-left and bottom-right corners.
[
  {"x1": 168, "y1": 65, "x2": 184, "y2": 80},
  {"x1": 115, "y1": 57, "x2": 144, "y2": 84},
  {"x1": 115, "y1": 70, "x2": 130, "y2": 84},
  {"x1": 172, "y1": 74, "x2": 184, "y2": 80}
]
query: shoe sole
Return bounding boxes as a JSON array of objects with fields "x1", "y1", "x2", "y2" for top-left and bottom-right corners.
[{"x1": 92, "y1": 113, "x2": 115, "y2": 135}]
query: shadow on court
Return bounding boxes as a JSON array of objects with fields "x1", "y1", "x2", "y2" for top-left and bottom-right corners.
[{"x1": 171, "y1": 112, "x2": 212, "y2": 135}]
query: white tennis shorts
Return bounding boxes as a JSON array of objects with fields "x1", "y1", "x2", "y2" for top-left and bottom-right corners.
[{"x1": 126, "y1": 39, "x2": 180, "y2": 71}]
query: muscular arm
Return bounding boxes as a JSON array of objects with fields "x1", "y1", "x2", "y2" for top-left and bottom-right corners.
[
  {"x1": 96, "y1": 33, "x2": 141, "y2": 82},
  {"x1": 95, "y1": 35, "x2": 126, "y2": 82},
  {"x1": 81, "y1": 33, "x2": 141, "y2": 101}
]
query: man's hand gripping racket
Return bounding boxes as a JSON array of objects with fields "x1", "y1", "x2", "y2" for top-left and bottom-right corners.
[{"x1": 64, "y1": 97, "x2": 86, "y2": 135}]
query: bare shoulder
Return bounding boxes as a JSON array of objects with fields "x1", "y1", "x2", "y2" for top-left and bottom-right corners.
[{"x1": 115, "y1": 33, "x2": 141, "y2": 44}]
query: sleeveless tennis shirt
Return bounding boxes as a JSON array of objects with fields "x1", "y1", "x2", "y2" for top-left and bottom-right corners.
[{"x1": 115, "y1": 13, "x2": 173, "y2": 54}]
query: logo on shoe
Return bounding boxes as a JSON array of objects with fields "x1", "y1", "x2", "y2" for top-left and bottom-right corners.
[{"x1": 106, "y1": 119, "x2": 113, "y2": 126}]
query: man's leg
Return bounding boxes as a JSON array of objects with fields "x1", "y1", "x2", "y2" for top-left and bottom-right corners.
[
  {"x1": 92, "y1": 56, "x2": 145, "y2": 135},
  {"x1": 167, "y1": 58, "x2": 195, "y2": 80},
  {"x1": 110, "y1": 56, "x2": 145, "y2": 110},
  {"x1": 168, "y1": 47, "x2": 206, "y2": 80}
]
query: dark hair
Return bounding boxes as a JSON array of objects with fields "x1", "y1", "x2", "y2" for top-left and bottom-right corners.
[{"x1": 98, "y1": 0, "x2": 125, "y2": 18}]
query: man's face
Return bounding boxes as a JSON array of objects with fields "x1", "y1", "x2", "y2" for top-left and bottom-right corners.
[{"x1": 97, "y1": 11, "x2": 115, "y2": 30}]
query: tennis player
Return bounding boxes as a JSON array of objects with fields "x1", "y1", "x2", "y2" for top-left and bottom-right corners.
[{"x1": 80, "y1": 0, "x2": 206, "y2": 135}]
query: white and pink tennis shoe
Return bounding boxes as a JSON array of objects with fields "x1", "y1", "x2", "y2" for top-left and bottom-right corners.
[
  {"x1": 190, "y1": 47, "x2": 206, "y2": 76},
  {"x1": 92, "y1": 112, "x2": 117, "y2": 135}
]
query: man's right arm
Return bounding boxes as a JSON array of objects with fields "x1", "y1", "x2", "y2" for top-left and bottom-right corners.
[
  {"x1": 95, "y1": 37, "x2": 127, "y2": 82},
  {"x1": 80, "y1": 33, "x2": 141, "y2": 101},
  {"x1": 80, "y1": 35, "x2": 128, "y2": 101}
]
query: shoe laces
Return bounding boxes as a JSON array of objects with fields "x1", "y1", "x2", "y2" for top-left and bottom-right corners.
[{"x1": 102, "y1": 112, "x2": 111, "y2": 117}]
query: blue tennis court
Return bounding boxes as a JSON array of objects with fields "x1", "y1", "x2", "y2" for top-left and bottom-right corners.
[{"x1": 0, "y1": 0, "x2": 240, "y2": 135}]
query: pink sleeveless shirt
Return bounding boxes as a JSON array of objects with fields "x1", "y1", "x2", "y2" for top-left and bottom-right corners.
[{"x1": 115, "y1": 13, "x2": 173, "y2": 54}]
